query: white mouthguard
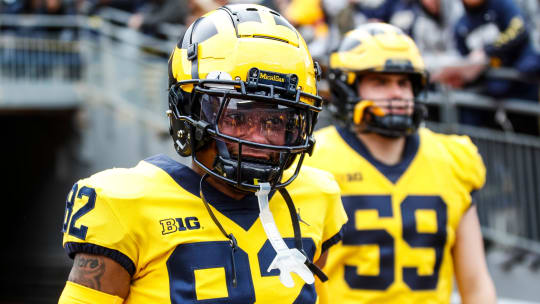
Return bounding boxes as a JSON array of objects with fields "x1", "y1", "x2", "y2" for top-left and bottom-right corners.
[{"x1": 255, "y1": 183, "x2": 315, "y2": 288}]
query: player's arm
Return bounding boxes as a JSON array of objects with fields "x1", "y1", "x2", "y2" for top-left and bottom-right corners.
[
  {"x1": 452, "y1": 205, "x2": 497, "y2": 304},
  {"x1": 59, "y1": 253, "x2": 131, "y2": 303}
]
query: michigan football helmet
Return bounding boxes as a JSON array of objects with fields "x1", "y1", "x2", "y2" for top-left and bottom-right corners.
[
  {"x1": 328, "y1": 22, "x2": 428, "y2": 137},
  {"x1": 167, "y1": 4, "x2": 322, "y2": 191}
]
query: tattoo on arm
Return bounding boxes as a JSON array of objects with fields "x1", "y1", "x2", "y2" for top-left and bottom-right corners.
[{"x1": 68, "y1": 254, "x2": 106, "y2": 291}]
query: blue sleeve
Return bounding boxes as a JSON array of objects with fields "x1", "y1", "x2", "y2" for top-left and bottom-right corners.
[
  {"x1": 1, "y1": 1, "x2": 25, "y2": 14},
  {"x1": 454, "y1": 17, "x2": 471, "y2": 55},
  {"x1": 382, "y1": 0, "x2": 402, "y2": 23},
  {"x1": 484, "y1": 0, "x2": 528, "y2": 57},
  {"x1": 356, "y1": 0, "x2": 400, "y2": 22}
]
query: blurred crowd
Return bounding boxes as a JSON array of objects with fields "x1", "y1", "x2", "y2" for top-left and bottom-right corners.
[{"x1": 1, "y1": 0, "x2": 540, "y2": 134}]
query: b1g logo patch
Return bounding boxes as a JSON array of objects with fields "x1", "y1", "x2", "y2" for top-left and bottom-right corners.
[{"x1": 160, "y1": 217, "x2": 201, "y2": 235}]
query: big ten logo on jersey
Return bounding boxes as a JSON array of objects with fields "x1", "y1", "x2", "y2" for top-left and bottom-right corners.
[
  {"x1": 336, "y1": 172, "x2": 363, "y2": 183},
  {"x1": 160, "y1": 217, "x2": 201, "y2": 235}
]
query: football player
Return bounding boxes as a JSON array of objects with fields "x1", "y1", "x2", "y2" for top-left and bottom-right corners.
[
  {"x1": 58, "y1": 4, "x2": 347, "y2": 303},
  {"x1": 305, "y1": 23, "x2": 497, "y2": 303}
]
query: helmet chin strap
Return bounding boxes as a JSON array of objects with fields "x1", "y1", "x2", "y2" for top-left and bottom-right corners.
[
  {"x1": 256, "y1": 182, "x2": 327, "y2": 287},
  {"x1": 200, "y1": 176, "x2": 328, "y2": 289},
  {"x1": 213, "y1": 140, "x2": 282, "y2": 188}
]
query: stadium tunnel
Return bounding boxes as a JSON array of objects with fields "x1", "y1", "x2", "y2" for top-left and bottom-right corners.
[{"x1": 1, "y1": 108, "x2": 80, "y2": 303}]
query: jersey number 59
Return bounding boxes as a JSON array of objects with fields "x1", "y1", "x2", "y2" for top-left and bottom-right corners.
[{"x1": 342, "y1": 195, "x2": 447, "y2": 291}]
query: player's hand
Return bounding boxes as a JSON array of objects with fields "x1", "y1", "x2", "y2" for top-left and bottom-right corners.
[
  {"x1": 432, "y1": 49, "x2": 488, "y2": 88},
  {"x1": 432, "y1": 63, "x2": 486, "y2": 88}
]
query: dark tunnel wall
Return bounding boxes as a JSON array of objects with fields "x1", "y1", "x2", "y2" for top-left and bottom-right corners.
[{"x1": 1, "y1": 109, "x2": 82, "y2": 303}]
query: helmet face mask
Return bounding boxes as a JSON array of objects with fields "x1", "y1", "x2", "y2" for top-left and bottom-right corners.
[
  {"x1": 328, "y1": 23, "x2": 429, "y2": 137},
  {"x1": 167, "y1": 5, "x2": 322, "y2": 191}
]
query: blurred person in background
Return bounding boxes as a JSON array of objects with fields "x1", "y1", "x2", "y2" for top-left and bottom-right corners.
[
  {"x1": 0, "y1": 0, "x2": 80, "y2": 78},
  {"x1": 514, "y1": 0, "x2": 540, "y2": 52},
  {"x1": 1, "y1": 0, "x2": 27, "y2": 33},
  {"x1": 305, "y1": 23, "x2": 497, "y2": 304},
  {"x1": 0, "y1": 0, "x2": 25, "y2": 13},
  {"x1": 58, "y1": 4, "x2": 347, "y2": 303},
  {"x1": 77, "y1": 0, "x2": 144, "y2": 15},
  {"x1": 349, "y1": 0, "x2": 400, "y2": 25},
  {"x1": 390, "y1": 0, "x2": 464, "y2": 72},
  {"x1": 127, "y1": 0, "x2": 190, "y2": 35},
  {"x1": 280, "y1": 0, "x2": 330, "y2": 61},
  {"x1": 0, "y1": 0, "x2": 77, "y2": 16},
  {"x1": 183, "y1": 0, "x2": 227, "y2": 26},
  {"x1": 433, "y1": 0, "x2": 540, "y2": 134},
  {"x1": 332, "y1": 0, "x2": 401, "y2": 35},
  {"x1": 389, "y1": 0, "x2": 465, "y2": 123},
  {"x1": 35, "y1": 0, "x2": 76, "y2": 14}
]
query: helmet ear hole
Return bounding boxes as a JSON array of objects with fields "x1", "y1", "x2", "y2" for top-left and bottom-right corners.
[
  {"x1": 168, "y1": 86, "x2": 194, "y2": 156},
  {"x1": 171, "y1": 119, "x2": 192, "y2": 157},
  {"x1": 170, "y1": 119, "x2": 211, "y2": 158},
  {"x1": 168, "y1": 86, "x2": 210, "y2": 157}
]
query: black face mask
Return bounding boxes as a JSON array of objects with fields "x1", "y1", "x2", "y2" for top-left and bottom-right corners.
[
  {"x1": 193, "y1": 93, "x2": 314, "y2": 192},
  {"x1": 358, "y1": 104, "x2": 426, "y2": 138}
]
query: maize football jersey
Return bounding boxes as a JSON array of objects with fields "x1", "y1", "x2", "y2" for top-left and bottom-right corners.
[
  {"x1": 62, "y1": 154, "x2": 347, "y2": 303},
  {"x1": 304, "y1": 126, "x2": 485, "y2": 304}
]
